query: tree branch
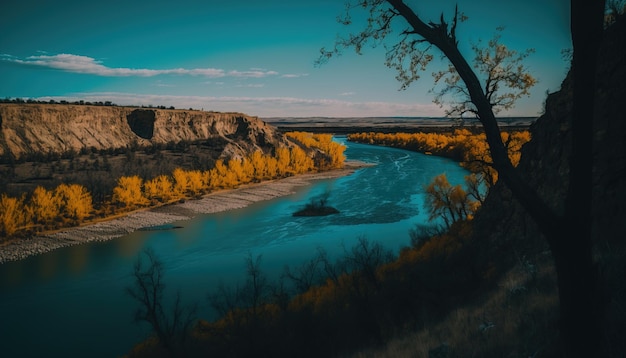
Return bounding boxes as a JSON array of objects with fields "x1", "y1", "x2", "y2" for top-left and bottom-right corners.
[{"x1": 384, "y1": 0, "x2": 562, "y2": 237}]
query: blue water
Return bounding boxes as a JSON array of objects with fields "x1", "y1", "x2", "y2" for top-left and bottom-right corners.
[{"x1": 0, "y1": 138, "x2": 471, "y2": 357}]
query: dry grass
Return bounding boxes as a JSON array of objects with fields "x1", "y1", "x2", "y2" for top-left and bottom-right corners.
[{"x1": 349, "y1": 251, "x2": 559, "y2": 358}]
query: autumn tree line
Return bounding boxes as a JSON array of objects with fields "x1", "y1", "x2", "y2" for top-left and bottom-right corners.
[
  {"x1": 0, "y1": 132, "x2": 346, "y2": 238},
  {"x1": 348, "y1": 129, "x2": 531, "y2": 229}
]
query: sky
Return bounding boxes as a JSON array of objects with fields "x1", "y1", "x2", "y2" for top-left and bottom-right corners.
[{"x1": 0, "y1": 0, "x2": 571, "y2": 118}]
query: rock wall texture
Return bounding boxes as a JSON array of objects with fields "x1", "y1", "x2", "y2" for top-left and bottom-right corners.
[
  {"x1": 473, "y1": 18, "x2": 626, "y2": 253},
  {"x1": 0, "y1": 105, "x2": 287, "y2": 159}
]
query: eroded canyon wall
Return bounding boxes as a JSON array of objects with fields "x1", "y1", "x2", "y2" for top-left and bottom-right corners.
[{"x1": 0, "y1": 104, "x2": 286, "y2": 159}]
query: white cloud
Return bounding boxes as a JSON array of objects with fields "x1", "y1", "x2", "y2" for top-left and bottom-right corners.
[
  {"x1": 34, "y1": 92, "x2": 446, "y2": 118},
  {"x1": 339, "y1": 92, "x2": 355, "y2": 96},
  {"x1": 227, "y1": 69, "x2": 278, "y2": 78},
  {"x1": 281, "y1": 73, "x2": 309, "y2": 78},
  {"x1": 154, "y1": 80, "x2": 175, "y2": 88},
  {"x1": 1, "y1": 53, "x2": 279, "y2": 78},
  {"x1": 235, "y1": 84, "x2": 265, "y2": 88}
]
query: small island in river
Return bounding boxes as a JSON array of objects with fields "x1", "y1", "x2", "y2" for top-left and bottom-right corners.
[{"x1": 293, "y1": 191, "x2": 339, "y2": 217}]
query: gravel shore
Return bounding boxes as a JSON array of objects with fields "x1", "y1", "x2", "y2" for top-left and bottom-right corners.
[{"x1": 0, "y1": 163, "x2": 368, "y2": 264}]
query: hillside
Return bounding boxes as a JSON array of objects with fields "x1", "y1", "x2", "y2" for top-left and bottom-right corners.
[
  {"x1": 472, "y1": 14, "x2": 626, "y2": 261},
  {"x1": 467, "y1": 15, "x2": 626, "y2": 356},
  {"x1": 0, "y1": 104, "x2": 287, "y2": 160}
]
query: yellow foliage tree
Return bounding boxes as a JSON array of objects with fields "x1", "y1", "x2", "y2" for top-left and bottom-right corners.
[
  {"x1": 289, "y1": 146, "x2": 314, "y2": 174},
  {"x1": 209, "y1": 159, "x2": 228, "y2": 188},
  {"x1": 250, "y1": 151, "x2": 267, "y2": 180},
  {"x1": 54, "y1": 183, "x2": 93, "y2": 222},
  {"x1": 227, "y1": 158, "x2": 246, "y2": 185},
  {"x1": 324, "y1": 140, "x2": 346, "y2": 169},
  {"x1": 187, "y1": 170, "x2": 205, "y2": 196},
  {"x1": 424, "y1": 174, "x2": 478, "y2": 229},
  {"x1": 143, "y1": 178, "x2": 160, "y2": 202},
  {"x1": 0, "y1": 194, "x2": 29, "y2": 237},
  {"x1": 241, "y1": 157, "x2": 255, "y2": 182},
  {"x1": 264, "y1": 155, "x2": 278, "y2": 179},
  {"x1": 172, "y1": 168, "x2": 190, "y2": 197},
  {"x1": 286, "y1": 132, "x2": 346, "y2": 169},
  {"x1": 348, "y1": 130, "x2": 530, "y2": 187},
  {"x1": 113, "y1": 176, "x2": 148, "y2": 208},
  {"x1": 145, "y1": 175, "x2": 174, "y2": 202},
  {"x1": 28, "y1": 186, "x2": 60, "y2": 226},
  {"x1": 276, "y1": 147, "x2": 292, "y2": 176}
]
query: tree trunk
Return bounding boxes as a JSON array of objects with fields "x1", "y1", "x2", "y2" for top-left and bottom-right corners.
[
  {"x1": 385, "y1": 0, "x2": 606, "y2": 355},
  {"x1": 550, "y1": 225, "x2": 599, "y2": 357},
  {"x1": 559, "y1": 0, "x2": 605, "y2": 356}
]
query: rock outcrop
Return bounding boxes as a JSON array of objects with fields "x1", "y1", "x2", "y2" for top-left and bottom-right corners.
[
  {"x1": 0, "y1": 104, "x2": 286, "y2": 159},
  {"x1": 473, "y1": 18, "x2": 626, "y2": 254}
]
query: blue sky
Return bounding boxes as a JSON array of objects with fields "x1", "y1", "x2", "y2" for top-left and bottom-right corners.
[{"x1": 1, "y1": 0, "x2": 571, "y2": 117}]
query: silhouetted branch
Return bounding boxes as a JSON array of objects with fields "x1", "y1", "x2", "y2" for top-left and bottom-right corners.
[{"x1": 126, "y1": 249, "x2": 196, "y2": 356}]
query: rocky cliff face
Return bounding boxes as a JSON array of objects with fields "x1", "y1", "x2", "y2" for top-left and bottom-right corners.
[
  {"x1": 0, "y1": 104, "x2": 286, "y2": 159},
  {"x1": 473, "y1": 18, "x2": 626, "y2": 254}
]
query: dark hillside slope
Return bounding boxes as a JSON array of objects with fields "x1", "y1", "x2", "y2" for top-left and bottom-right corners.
[
  {"x1": 474, "y1": 16, "x2": 626, "y2": 257},
  {"x1": 472, "y1": 17, "x2": 626, "y2": 354}
]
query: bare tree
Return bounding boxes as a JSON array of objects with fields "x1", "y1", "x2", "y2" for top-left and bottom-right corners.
[
  {"x1": 319, "y1": 0, "x2": 605, "y2": 356},
  {"x1": 208, "y1": 281, "x2": 243, "y2": 319},
  {"x1": 283, "y1": 254, "x2": 325, "y2": 294},
  {"x1": 126, "y1": 248, "x2": 196, "y2": 356},
  {"x1": 207, "y1": 253, "x2": 274, "y2": 354},
  {"x1": 342, "y1": 236, "x2": 395, "y2": 289},
  {"x1": 240, "y1": 253, "x2": 270, "y2": 321}
]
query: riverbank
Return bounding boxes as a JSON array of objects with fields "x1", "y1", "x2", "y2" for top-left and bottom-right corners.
[{"x1": 0, "y1": 161, "x2": 371, "y2": 264}]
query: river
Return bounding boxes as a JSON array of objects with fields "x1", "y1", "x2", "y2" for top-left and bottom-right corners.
[{"x1": 0, "y1": 138, "x2": 471, "y2": 357}]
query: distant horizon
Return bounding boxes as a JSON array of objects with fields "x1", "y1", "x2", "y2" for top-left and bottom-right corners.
[
  {"x1": 0, "y1": 97, "x2": 538, "y2": 120},
  {"x1": 260, "y1": 115, "x2": 538, "y2": 120}
]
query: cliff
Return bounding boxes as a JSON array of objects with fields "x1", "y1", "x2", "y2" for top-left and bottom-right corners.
[
  {"x1": 473, "y1": 18, "x2": 626, "y2": 255},
  {"x1": 0, "y1": 104, "x2": 286, "y2": 159}
]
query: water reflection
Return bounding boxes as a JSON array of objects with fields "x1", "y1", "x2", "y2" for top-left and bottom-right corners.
[
  {"x1": 67, "y1": 244, "x2": 89, "y2": 274},
  {"x1": 38, "y1": 249, "x2": 61, "y2": 280},
  {"x1": 116, "y1": 231, "x2": 148, "y2": 258}
]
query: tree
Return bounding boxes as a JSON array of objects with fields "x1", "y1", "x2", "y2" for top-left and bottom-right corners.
[
  {"x1": 172, "y1": 168, "x2": 190, "y2": 197},
  {"x1": 126, "y1": 249, "x2": 196, "y2": 356},
  {"x1": 289, "y1": 147, "x2": 314, "y2": 174},
  {"x1": 0, "y1": 194, "x2": 29, "y2": 237},
  {"x1": 241, "y1": 157, "x2": 256, "y2": 182},
  {"x1": 283, "y1": 254, "x2": 325, "y2": 294},
  {"x1": 227, "y1": 158, "x2": 247, "y2": 184},
  {"x1": 113, "y1": 176, "x2": 148, "y2": 208},
  {"x1": 145, "y1": 175, "x2": 174, "y2": 202},
  {"x1": 240, "y1": 253, "x2": 270, "y2": 323},
  {"x1": 341, "y1": 236, "x2": 394, "y2": 289},
  {"x1": 431, "y1": 28, "x2": 536, "y2": 117},
  {"x1": 28, "y1": 186, "x2": 59, "y2": 227},
  {"x1": 250, "y1": 151, "x2": 267, "y2": 180},
  {"x1": 143, "y1": 177, "x2": 160, "y2": 203},
  {"x1": 209, "y1": 159, "x2": 231, "y2": 188},
  {"x1": 186, "y1": 170, "x2": 205, "y2": 196},
  {"x1": 264, "y1": 155, "x2": 279, "y2": 179},
  {"x1": 320, "y1": 1, "x2": 605, "y2": 355},
  {"x1": 424, "y1": 173, "x2": 478, "y2": 229},
  {"x1": 54, "y1": 183, "x2": 93, "y2": 222},
  {"x1": 276, "y1": 147, "x2": 292, "y2": 176},
  {"x1": 207, "y1": 253, "x2": 274, "y2": 350}
]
